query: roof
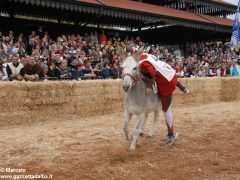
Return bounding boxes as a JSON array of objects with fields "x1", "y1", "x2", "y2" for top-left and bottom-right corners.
[
  {"x1": 88, "y1": 0, "x2": 233, "y2": 27},
  {"x1": 211, "y1": 0, "x2": 236, "y2": 6},
  {"x1": 75, "y1": 0, "x2": 100, "y2": 5},
  {"x1": 6, "y1": 0, "x2": 234, "y2": 31},
  {"x1": 201, "y1": 14, "x2": 234, "y2": 26},
  {"x1": 102, "y1": 0, "x2": 210, "y2": 23}
]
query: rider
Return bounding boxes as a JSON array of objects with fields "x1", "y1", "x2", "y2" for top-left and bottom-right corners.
[{"x1": 137, "y1": 52, "x2": 189, "y2": 145}]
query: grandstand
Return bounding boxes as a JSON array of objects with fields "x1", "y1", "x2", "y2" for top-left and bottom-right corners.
[{"x1": 0, "y1": 0, "x2": 236, "y2": 43}]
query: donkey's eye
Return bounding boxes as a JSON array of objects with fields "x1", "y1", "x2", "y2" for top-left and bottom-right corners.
[{"x1": 133, "y1": 67, "x2": 137, "y2": 71}]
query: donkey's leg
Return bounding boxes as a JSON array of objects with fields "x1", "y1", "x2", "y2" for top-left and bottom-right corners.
[
  {"x1": 129, "y1": 113, "x2": 145, "y2": 150},
  {"x1": 123, "y1": 110, "x2": 132, "y2": 141},
  {"x1": 148, "y1": 108, "x2": 160, "y2": 137},
  {"x1": 139, "y1": 113, "x2": 148, "y2": 136}
]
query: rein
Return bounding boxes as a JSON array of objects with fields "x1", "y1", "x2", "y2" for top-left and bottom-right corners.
[{"x1": 122, "y1": 73, "x2": 141, "y2": 82}]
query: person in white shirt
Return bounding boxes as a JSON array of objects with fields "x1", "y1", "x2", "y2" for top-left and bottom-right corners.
[{"x1": 6, "y1": 54, "x2": 24, "y2": 81}]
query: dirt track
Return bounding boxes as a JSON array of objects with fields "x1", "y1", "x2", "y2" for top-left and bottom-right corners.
[{"x1": 0, "y1": 101, "x2": 240, "y2": 180}]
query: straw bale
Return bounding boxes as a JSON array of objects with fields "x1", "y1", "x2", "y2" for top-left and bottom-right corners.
[
  {"x1": 174, "y1": 77, "x2": 223, "y2": 107},
  {"x1": 0, "y1": 77, "x2": 240, "y2": 127},
  {"x1": 174, "y1": 78, "x2": 205, "y2": 107},
  {"x1": 221, "y1": 77, "x2": 240, "y2": 102},
  {"x1": 71, "y1": 79, "x2": 124, "y2": 116},
  {"x1": 202, "y1": 77, "x2": 222, "y2": 103}
]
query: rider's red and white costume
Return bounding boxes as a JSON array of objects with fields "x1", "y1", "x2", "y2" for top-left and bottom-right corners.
[{"x1": 138, "y1": 53, "x2": 177, "y2": 134}]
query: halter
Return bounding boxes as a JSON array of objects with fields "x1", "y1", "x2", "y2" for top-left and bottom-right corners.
[
  {"x1": 122, "y1": 55, "x2": 141, "y2": 82},
  {"x1": 122, "y1": 73, "x2": 141, "y2": 82}
]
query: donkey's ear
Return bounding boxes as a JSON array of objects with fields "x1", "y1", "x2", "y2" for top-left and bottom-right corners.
[
  {"x1": 117, "y1": 45, "x2": 128, "y2": 61},
  {"x1": 133, "y1": 46, "x2": 145, "y2": 61}
]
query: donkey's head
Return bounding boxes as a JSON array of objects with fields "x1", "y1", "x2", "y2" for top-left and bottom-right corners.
[
  {"x1": 121, "y1": 46, "x2": 145, "y2": 92},
  {"x1": 122, "y1": 56, "x2": 139, "y2": 92}
]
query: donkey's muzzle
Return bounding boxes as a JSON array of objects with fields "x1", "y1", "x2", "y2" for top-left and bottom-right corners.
[{"x1": 123, "y1": 85, "x2": 130, "y2": 92}]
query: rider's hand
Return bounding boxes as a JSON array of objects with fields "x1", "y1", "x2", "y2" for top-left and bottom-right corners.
[{"x1": 145, "y1": 87, "x2": 152, "y2": 96}]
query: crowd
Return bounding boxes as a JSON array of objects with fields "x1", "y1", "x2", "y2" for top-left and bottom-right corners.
[
  {"x1": 0, "y1": 28, "x2": 240, "y2": 81},
  {"x1": 161, "y1": 42, "x2": 240, "y2": 78}
]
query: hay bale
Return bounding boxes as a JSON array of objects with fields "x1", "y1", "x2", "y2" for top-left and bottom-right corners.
[
  {"x1": 178, "y1": 77, "x2": 240, "y2": 105},
  {"x1": 202, "y1": 77, "x2": 222, "y2": 103},
  {"x1": 221, "y1": 77, "x2": 240, "y2": 102},
  {"x1": 0, "y1": 77, "x2": 240, "y2": 127},
  {"x1": 174, "y1": 78, "x2": 205, "y2": 107},
  {"x1": 71, "y1": 79, "x2": 124, "y2": 116}
]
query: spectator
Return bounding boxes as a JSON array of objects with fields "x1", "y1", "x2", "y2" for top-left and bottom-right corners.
[
  {"x1": 40, "y1": 64, "x2": 50, "y2": 80},
  {"x1": 23, "y1": 56, "x2": 42, "y2": 81},
  {"x1": 59, "y1": 60, "x2": 72, "y2": 79},
  {"x1": 101, "y1": 62, "x2": 118, "y2": 79},
  {"x1": 48, "y1": 62, "x2": 60, "y2": 79},
  {"x1": 19, "y1": 55, "x2": 27, "y2": 66},
  {"x1": 83, "y1": 33, "x2": 90, "y2": 43},
  {"x1": 29, "y1": 31, "x2": 36, "y2": 39},
  {"x1": 226, "y1": 61, "x2": 232, "y2": 76},
  {"x1": 166, "y1": 58, "x2": 175, "y2": 68},
  {"x1": 0, "y1": 47, "x2": 6, "y2": 59},
  {"x1": 82, "y1": 60, "x2": 96, "y2": 78},
  {"x1": 11, "y1": 43, "x2": 19, "y2": 54},
  {"x1": 1, "y1": 56, "x2": 9, "y2": 81},
  {"x1": 75, "y1": 64, "x2": 85, "y2": 78},
  {"x1": 217, "y1": 63, "x2": 227, "y2": 77},
  {"x1": 99, "y1": 30, "x2": 107, "y2": 45},
  {"x1": 0, "y1": 63, "x2": 4, "y2": 81},
  {"x1": 92, "y1": 63, "x2": 102, "y2": 77},
  {"x1": 40, "y1": 49, "x2": 50, "y2": 63},
  {"x1": 175, "y1": 61, "x2": 184, "y2": 78},
  {"x1": 6, "y1": 54, "x2": 24, "y2": 81},
  {"x1": 231, "y1": 60, "x2": 240, "y2": 76},
  {"x1": 209, "y1": 63, "x2": 218, "y2": 77},
  {"x1": 0, "y1": 62, "x2": 8, "y2": 81},
  {"x1": 18, "y1": 45, "x2": 26, "y2": 57},
  {"x1": 74, "y1": 63, "x2": 95, "y2": 79},
  {"x1": 111, "y1": 62, "x2": 121, "y2": 78},
  {"x1": 70, "y1": 58, "x2": 81, "y2": 79},
  {"x1": 90, "y1": 32, "x2": 97, "y2": 45},
  {"x1": 196, "y1": 65, "x2": 207, "y2": 77},
  {"x1": 8, "y1": 30, "x2": 14, "y2": 42}
]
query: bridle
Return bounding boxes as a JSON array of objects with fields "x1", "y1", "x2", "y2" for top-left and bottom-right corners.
[
  {"x1": 121, "y1": 55, "x2": 142, "y2": 82},
  {"x1": 122, "y1": 73, "x2": 141, "y2": 82}
]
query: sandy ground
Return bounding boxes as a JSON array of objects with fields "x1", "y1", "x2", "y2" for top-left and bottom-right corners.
[{"x1": 0, "y1": 101, "x2": 240, "y2": 180}]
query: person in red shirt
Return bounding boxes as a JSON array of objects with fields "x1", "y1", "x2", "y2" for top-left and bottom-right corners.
[
  {"x1": 99, "y1": 30, "x2": 108, "y2": 45},
  {"x1": 138, "y1": 53, "x2": 188, "y2": 145}
]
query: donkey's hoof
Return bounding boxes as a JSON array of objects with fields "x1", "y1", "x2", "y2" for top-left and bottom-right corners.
[
  {"x1": 139, "y1": 132, "x2": 144, "y2": 136},
  {"x1": 129, "y1": 145, "x2": 136, "y2": 150}
]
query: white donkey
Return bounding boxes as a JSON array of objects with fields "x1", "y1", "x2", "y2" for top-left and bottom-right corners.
[{"x1": 122, "y1": 54, "x2": 161, "y2": 150}]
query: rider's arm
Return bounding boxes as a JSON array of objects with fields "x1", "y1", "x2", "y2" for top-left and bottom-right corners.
[{"x1": 139, "y1": 61, "x2": 156, "y2": 88}]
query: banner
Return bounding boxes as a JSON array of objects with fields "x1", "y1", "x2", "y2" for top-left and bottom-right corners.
[{"x1": 230, "y1": 0, "x2": 240, "y2": 50}]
